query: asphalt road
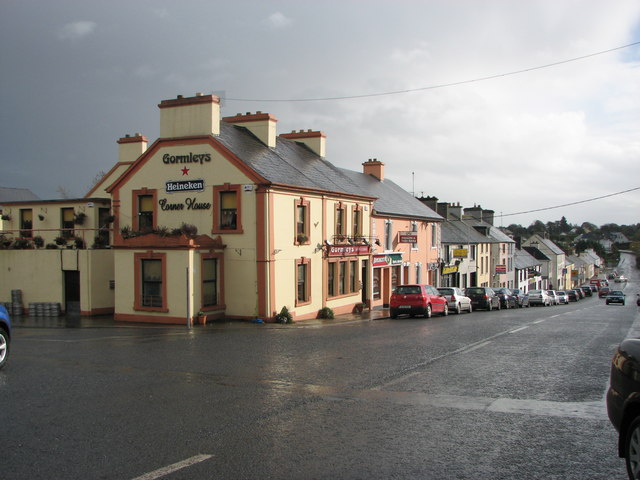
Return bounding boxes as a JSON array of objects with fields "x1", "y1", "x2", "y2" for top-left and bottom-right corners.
[{"x1": 2, "y1": 254, "x2": 639, "y2": 479}]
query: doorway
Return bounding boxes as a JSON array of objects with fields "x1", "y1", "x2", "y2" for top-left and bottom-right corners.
[{"x1": 64, "y1": 271, "x2": 80, "y2": 314}]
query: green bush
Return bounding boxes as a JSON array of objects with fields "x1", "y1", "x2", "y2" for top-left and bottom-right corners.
[
  {"x1": 318, "y1": 307, "x2": 334, "y2": 319},
  {"x1": 275, "y1": 306, "x2": 293, "y2": 324}
]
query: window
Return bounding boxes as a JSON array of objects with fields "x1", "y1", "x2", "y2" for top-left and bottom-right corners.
[
  {"x1": 352, "y1": 207, "x2": 362, "y2": 239},
  {"x1": 220, "y1": 192, "x2": 237, "y2": 229},
  {"x1": 141, "y1": 259, "x2": 162, "y2": 307},
  {"x1": 416, "y1": 263, "x2": 422, "y2": 284},
  {"x1": 133, "y1": 189, "x2": 156, "y2": 232},
  {"x1": 295, "y1": 198, "x2": 310, "y2": 244},
  {"x1": 328, "y1": 259, "x2": 359, "y2": 298},
  {"x1": 335, "y1": 204, "x2": 345, "y2": 239},
  {"x1": 385, "y1": 220, "x2": 393, "y2": 250},
  {"x1": 327, "y1": 263, "x2": 335, "y2": 297},
  {"x1": 20, "y1": 209, "x2": 33, "y2": 238},
  {"x1": 471, "y1": 245, "x2": 476, "y2": 261},
  {"x1": 296, "y1": 257, "x2": 311, "y2": 305},
  {"x1": 213, "y1": 185, "x2": 242, "y2": 233},
  {"x1": 431, "y1": 223, "x2": 437, "y2": 247},
  {"x1": 61, "y1": 207, "x2": 74, "y2": 237},
  {"x1": 135, "y1": 252, "x2": 166, "y2": 311},
  {"x1": 411, "y1": 222, "x2": 418, "y2": 249},
  {"x1": 202, "y1": 258, "x2": 218, "y2": 306}
]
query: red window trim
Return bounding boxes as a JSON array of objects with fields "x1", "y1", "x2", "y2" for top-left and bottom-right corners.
[
  {"x1": 212, "y1": 184, "x2": 243, "y2": 234},
  {"x1": 132, "y1": 188, "x2": 157, "y2": 232},
  {"x1": 134, "y1": 251, "x2": 168, "y2": 312},
  {"x1": 295, "y1": 257, "x2": 311, "y2": 306},
  {"x1": 294, "y1": 197, "x2": 310, "y2": 245}
]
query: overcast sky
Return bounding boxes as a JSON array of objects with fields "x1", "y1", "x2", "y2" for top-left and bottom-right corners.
[{"x1": 1, "y1": 0, "x2": 639, "y2": 228}]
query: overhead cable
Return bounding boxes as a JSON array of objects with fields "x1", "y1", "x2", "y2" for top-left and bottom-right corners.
[{"x1": 222, "y1": 41, "x2": 640, "y2": 103}]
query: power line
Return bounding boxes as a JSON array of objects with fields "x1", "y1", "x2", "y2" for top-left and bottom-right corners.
[
  {"x1": 222, "y1": 41, "x2": 640, "y2": 103},
  {"x1": 499, "y1": 186, "x2": 640, "y2": 219}
]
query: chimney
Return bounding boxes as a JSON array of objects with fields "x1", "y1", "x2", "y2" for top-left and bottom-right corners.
[
  {"x1": 117, "y1": 133, "x2": 148, "y2": 163},
  {"x1": 158, "y1": 93, "x2": 220, "y2": 138},
  {"x1": 223, "y1": 111, "x2": 278, "y2": 148},
  {"x1": 280, "y1": 129, "x2": 326, "y2": 157},
  {"x1": 448, "y1": 202, "x2": 463, "y2": 220},
  {"x1": 436, "y1": 202, "x2": 449, "y2": 219},
  {"x1": 482, "y1": 209, "x2": 495, "y2": 226},
  {"x1": 362, "y1": 158, "x2": 385, "y2": 181},
  {"x1": 419, "y1": 196, "x2": 438, "y2": 212},
  {"x1": 464, "y1": 206, "x2": 483, "y2": 222}
]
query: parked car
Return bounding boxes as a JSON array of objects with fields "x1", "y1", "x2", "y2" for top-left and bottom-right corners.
[
  {"x1": 616, "y1": 276, "x2": 628, "y2": 283},
  {"x1": 576, "y1": 288, "x2": 586, "y2": 299},
  {"x1": 494, "y1": 288, "x2": 517, "y2": 309},
  {"x1": 511, "y1": 288, "x2": 530, "y2": 307},
  {"x1": 464, "y1": 287, "x2": 501, "y2": 311},
  {"x1": 0, "y1": 304, "x2": 11, "y2": 370},
  {"x1": 580, "y1": 286, "x2": 593, "y2": 297},
  {"x1": 528, "y1": 290, "x2": 552, "y2": 307},
  {"x1": 546, "y1": 290, "x2": 560, "y2": 305},
  {"x1": 555, "y1": 291, "x2": 569, "y2": 304},
  {"x1": 599, "y1": 287, "x2": 611, "y2": 298},
  {"x1": 607, "y1": 338, "x2": 640, "y2": 479},
  {"x1": 437, "y1": 287, "x2": 472, "y2": 314},
  {"x1": 390, "y1": 284, "x2": 448, "y2": 318},
  {"x1": 566, "y1": 290, "x2": 579, "y2": 302},
  {"x1": 606, "y1": 291, "x2": 626, "y2": 306}
]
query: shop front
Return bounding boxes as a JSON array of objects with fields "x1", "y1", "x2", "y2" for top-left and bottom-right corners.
[{"x1": 372, "y1": 253, "x2": 403, "y2": 307}]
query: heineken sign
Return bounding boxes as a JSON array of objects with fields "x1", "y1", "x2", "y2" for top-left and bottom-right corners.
[{"x1": 165, "y1": 179, "x2": 205, "y2": 194}]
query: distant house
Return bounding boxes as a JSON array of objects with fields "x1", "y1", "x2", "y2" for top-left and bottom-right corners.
[
  {"x1": 0, "y1": 186, "x2": 40, "y2": 229},
  {"x1": 514, "y1": 248, "x2": 543, "y2": 293},
  {"x1": 522, "y1": 235, "x2": 566, "y2": 290}
]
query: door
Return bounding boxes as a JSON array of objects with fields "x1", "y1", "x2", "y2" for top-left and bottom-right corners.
[
  {"x1": 361, "y1": 260, "x2": 369, "y2": 305},
  {"x1": 64, "y1": 271, "x2": 80, "y2": 314}
]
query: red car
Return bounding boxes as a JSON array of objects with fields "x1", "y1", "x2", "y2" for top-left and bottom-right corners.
[{"x1": 389, "y1": 284, "x2": 448, "y2": 318}]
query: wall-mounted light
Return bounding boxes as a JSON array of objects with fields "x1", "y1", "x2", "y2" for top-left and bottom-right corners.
[{"x1": 273, "y1": 249, "x2": 282, "y2": 255}]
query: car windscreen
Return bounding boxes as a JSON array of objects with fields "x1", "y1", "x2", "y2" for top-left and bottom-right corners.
[
  {"x1": 465, "y1": 288, "x2": 484, "y2": 295},
  {"x1": 438, "y1": 289, "x2": 454, "y2": 295},
  {"x1": 395, "y1": 286, "x2": 422, "y2": 295}
]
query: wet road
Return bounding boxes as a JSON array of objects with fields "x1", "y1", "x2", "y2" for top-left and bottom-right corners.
[{"x1": 2, "y1": 255, "x2": 638, "y2": 479}]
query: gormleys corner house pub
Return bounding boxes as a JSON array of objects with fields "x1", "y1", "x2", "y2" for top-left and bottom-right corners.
[{"x1": 1, "y1": 93, "x2": 442, "y2": 323}]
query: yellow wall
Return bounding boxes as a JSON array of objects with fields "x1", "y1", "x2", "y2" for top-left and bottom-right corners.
[{"x1": 0, "y1": 249, "x2": 113, "y2": 313}]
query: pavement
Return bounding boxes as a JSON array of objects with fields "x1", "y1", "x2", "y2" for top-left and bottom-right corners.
[{"x1": 10, "y1": 306, "x2": 390, "y2": 329}]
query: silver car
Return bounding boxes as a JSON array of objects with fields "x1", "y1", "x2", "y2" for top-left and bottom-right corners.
[
  {"x1": 528, "y1": 289, "x2": 552, "y2": 306},
  {"x1": 555, "y1": 290, "x2": 569, "y2": 304},
  {"x1": 437, "y1": 287, "x2": 473, "y2": 314}
]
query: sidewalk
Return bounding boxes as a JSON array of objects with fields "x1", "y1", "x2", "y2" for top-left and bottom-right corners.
[{"x1": 11, "y1": 307, "x2": 390, "y2": 329}]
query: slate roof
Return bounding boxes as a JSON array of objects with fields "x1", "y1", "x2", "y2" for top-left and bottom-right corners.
[
  {"x1": 441, "y1": 219, "x2": 491, "y2": 244},
  {"x1": 216, "y1": 123, "x2": 441, "y2": 221},
  {"x1": 515, "y1": 248, "x2": 540, "y2": 269},
  {"x1": 527, "y1": 234, "x2": 565, "y2": 255},
  {"x1": 0, "y1": 186, "x2": 40, "y2": 203},
  {"x1": 523, "y1": 246, "x2": 550, "y2": 261},
  {"x1": 464, "y1": 218, "x2": 515, "y2": 244}
]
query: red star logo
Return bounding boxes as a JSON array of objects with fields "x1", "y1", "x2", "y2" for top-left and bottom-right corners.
[{"x1": 181, "y1": 167, "x2": 189, "y2": 175}]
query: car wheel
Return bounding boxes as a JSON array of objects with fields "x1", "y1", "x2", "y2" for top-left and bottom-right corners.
[
  {"x1": 390, "y1": 309, "x2": 397, "y2": 319},
  {"x1": 442, "y1": 304, "x2": 449, "y2": 316},
  {"x1": 626, "y1": 416, "x2": 640, "y2": 480},
  {"x1": 425, "y1": 304, "x2": 432, "y2": 319},
  {"x1": 487, "y1": 302, "x2": 492, "y2": 311},
  {"x1": 497, "y1": 301, "x2": 501, "y2": 310},
  {"x1": 0, "y1": 328, "x2": 9, "y2": 370},
  {"x1": 455, "y1": 303, "x2": 461, "y2": 314}
]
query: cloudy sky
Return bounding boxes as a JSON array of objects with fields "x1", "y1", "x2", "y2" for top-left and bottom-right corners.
[{"x1": 1, "y1": 0, "x2": 639, "y2": 228}]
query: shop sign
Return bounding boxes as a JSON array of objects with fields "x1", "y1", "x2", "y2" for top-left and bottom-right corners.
[
  {"x1": 571, "y1": 269, "x2": 579, "y2": 279},
  {"x1": 453, "y1": 248, "x2": 468, "y2": 258},
  {"x1": 372, "y1": 253, "x2": 403, "y2": 267},
  {"x1": 162, "y1": 153, "x2": 211, "y2": 165},
  {"x1": 328, "y1": 245, "x2": 370, "y2": 257},
  {"x1": 158, "y1": 197, "x2": 211, "y2": 211},
  {"x1": 495, "y1": 264, "x2": 507, "y2": 274},
  {"x1": 442, "y1": 265, "x2": 458, "y2": 275},
  {"x1": 166, "y1": 179, "x2": 205, "y2": 193},
  {"x1": 398, "y1": 231, "x2": 418, "y2": 243}
]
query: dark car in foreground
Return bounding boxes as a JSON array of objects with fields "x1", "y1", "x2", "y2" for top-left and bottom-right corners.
[
  {"x1": 0, "y1": 304, "x2": 11, "y2": 370},
  {"x1": 511, "y1": 288, "x2": 530, "y2": 307},
  {"x1": 390, "y1": 284, "x2": 448, "y2": 318},
  {"x1": 607, "y1": 338, "x2": 640, "y2": 479},
  {"x1": 464, "y1": 287, "x2": 500, "y2": 311},
  {"x1": 494, "y1": 288, "x2": 517, "y2": 309},
  {"x1": 607, "y1": 290, "x2": 626, "y2": 305}
]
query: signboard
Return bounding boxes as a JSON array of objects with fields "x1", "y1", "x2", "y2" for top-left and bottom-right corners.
[
  {"x1": 442, "y1": 265, "x2": 459, "y2": 275},
  {"x1": 328, "y1": 245, "x2": 370, "y2": 257},
  {"x1": 398, "y1": 231, "x2": 418, "y2": 243},
  {"x1": 372, "y1": 253, "x2": 403, "y2": 267},
  {"x1": 165, "y1": 179, "x2": 205, "y2": 194},
  {"x1": 453, "y1": 248, "x2": 468, "y2": 258},
  {"x1": 495, "y1": 264, "x2": 507, "y2": 275}
]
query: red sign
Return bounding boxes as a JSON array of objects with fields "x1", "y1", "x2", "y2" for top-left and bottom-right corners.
[
  {"x1": 398, "y1": 232, "x2": 418, "y2": 243},
  {"x1": 495, "y1": 264, "x2": 507, "y2": 274},
  {"x1": 328, "y1": 245, "x2": 370, "y2": 257}
]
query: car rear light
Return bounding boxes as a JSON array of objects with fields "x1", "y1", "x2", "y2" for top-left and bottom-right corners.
[
  {"x1": 451, "y1": 295, "x2": 455, "y2": 301},
  {"x1": 484, "y1": 295, "x2": 489, "y2": 300}
]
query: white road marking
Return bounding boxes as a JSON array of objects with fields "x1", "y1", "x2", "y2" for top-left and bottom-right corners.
[
  {"x1": 533, "y1": 319, "x2": 546, "y2": 324},
  {"x1": 131, "y1": 454, "x2": 213, "y2": 480},
  {"x1": 509, "y1": 326, "x2": 529, "y2": 334}
]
